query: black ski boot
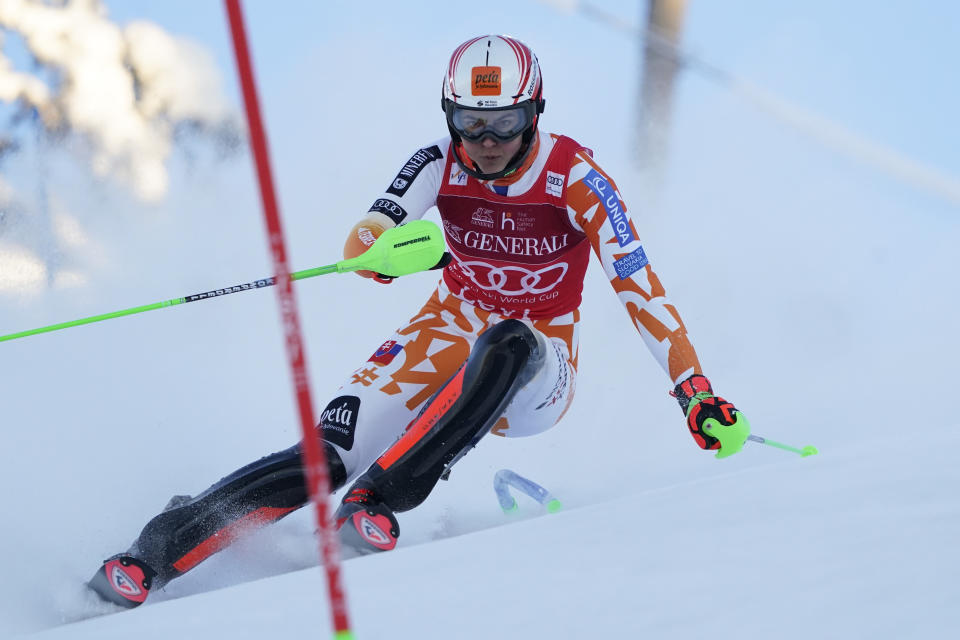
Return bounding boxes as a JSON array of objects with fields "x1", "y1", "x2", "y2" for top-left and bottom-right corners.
[
  {"x1": 87, "y1": 554, "x2": 157, "y2": 609},
  {"x1": 334, "y1": 483, "x2": 399, "y2": 554},
  {"x1": 84, "y1": 442, "x2": 347, "y2": 606}
]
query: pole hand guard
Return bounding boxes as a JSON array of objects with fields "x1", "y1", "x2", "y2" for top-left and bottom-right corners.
[{"x1": 337, "y1": 219, "x2": 446, "y2": 278}]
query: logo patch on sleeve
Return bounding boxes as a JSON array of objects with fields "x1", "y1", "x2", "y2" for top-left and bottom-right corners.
[
  {"x1": 369, "y1": 340, "x2": 403, "y2": 366},
  {"x1": 613, "y1": 245, "x2": 649, "y2": 280},
  {"x1": 369, "y1": 199, "x2": 407, "y2": 225},
  {"x1": 584, "y1": 168, "x2": 635, "y2": 247},
  {"x1": 386, "y1": 146, "x2": 443, "y2": 197}
]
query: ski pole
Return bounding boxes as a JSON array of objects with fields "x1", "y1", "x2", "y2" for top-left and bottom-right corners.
[
  {"x1": 0, "y1": 219, "x2": 446, "y2": 343},
  {"x1": 748, "y1": 434, "x2": 818, "y2": 457}
]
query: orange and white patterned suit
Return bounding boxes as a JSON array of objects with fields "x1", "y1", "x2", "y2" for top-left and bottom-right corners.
[{"x1": 326, "y1": 130, "x2": 701, "y2": 481}]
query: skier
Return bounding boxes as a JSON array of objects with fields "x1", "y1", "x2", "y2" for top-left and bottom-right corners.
[{"x1": 89, "y1": 34, "x2": 750, "y2": 608}]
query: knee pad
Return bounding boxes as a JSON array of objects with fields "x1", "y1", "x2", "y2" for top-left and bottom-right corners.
[{"x1": 468, "y1": 319, "x2": 545, "y2": 391}]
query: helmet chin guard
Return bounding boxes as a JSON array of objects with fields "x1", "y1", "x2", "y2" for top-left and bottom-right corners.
[{"x1": 441, "y1": 35, "x2": 545, "y2": 181}]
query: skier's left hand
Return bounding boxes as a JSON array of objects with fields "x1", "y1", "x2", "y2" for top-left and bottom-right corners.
[
  {"x1": 671, "y1": 374, "x2": 750, "y2": 459},
  {"x1": 344, "y1": 218, "x2": 452, "y2": 284},
  {"x1": 343, "y1": 217, "x2": 395, "y2": 283}
]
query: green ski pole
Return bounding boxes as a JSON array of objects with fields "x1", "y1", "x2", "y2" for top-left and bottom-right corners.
[
  {"x1": 1, "y1": 219, "x2": 446, "y2": 344},
  {"x1": 747, "y1": 434, "x2": 818, "y2": 457}
]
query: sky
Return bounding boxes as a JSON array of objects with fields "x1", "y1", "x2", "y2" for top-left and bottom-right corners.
[
  {"x1": 97, "y1": 0, "x2": 960, "y2": 177},
  {"x1": 1, "y1": 1, "x2": 958, "y2": 637}
]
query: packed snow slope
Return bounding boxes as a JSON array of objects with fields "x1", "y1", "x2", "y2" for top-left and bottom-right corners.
[
  {"x1": 2, "y1": 2, "x2": 958, "y2": 638},
  {"x1": 29, "y1": 429, "x2": 960, "y2": 639}
]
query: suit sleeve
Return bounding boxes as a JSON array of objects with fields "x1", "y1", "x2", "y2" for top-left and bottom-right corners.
[
  {"x1": 345, "y1": 138, "x2": 450, "y2": 276},
  {"x1": 361, "y1": 138, "x2": 450, "y2": 228},
  {"x1": 565, "y1": 150, "x2": 702, "y2": 385}
]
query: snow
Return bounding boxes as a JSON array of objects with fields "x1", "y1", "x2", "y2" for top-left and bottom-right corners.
[
  {"x1": 2, "y1": 3, "x2": 959, "y2": 639},
  {"x1": 24, "y1": 432, "x2": 960, "y2": 639}
]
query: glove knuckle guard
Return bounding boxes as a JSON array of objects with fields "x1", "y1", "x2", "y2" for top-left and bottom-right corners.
[
  {"x1": 686, "y1": 402, "x2": 721, "y2": 450},
  {"x1": 673, "y1": 374, "x2": 741, "y2": 451}
]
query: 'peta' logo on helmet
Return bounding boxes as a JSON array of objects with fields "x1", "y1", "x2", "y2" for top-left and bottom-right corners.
[{"x1": 472, "y1": 66, "x2": 501, "y2": 95}]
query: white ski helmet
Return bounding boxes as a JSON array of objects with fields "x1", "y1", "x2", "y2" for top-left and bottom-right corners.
[{"x1": 441, "y1": 35, "x2": 545, "y2": 180}]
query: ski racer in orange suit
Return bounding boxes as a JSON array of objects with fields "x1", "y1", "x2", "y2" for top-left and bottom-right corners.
[{"x1": 87, "y1": 34, "x2": 750, "y2": 608}]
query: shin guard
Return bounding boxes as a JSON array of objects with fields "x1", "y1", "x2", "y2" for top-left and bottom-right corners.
[
  {"x1": 363, "y1": 319, "x2": 543, "y2": 512},
  {"x1": 128, "y1": 441, "x2": 346, "y2": 587}
]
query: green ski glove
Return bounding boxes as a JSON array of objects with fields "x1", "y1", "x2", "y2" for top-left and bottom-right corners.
[{"x1": 672, "y1": 374, "x2": 750, "y2": 459}]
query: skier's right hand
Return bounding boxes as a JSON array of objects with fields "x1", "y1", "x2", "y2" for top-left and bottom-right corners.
[{"x1": 343, "y1": 217, "x2": 394, "y2": 284}]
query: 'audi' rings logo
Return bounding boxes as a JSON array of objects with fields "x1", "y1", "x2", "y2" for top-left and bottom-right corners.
[{"x1": 457, "y1": 261, "x2": 569, "y2": 295}]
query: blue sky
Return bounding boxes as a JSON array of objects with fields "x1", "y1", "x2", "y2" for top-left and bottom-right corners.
[
  {"x1": 3, "y1": 0, "x2": 957, "y2": 310},
  {"x1": 686, "y1": 1, "x2": 960, "y2": 175},
  {"x1": 4, "y1": 0, "x2": 958, "y2": 216},
  {"x1": 89, "y1": 0, "x2": 960, "y2": 178}
]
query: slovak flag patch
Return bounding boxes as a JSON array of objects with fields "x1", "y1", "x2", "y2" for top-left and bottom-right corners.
[{"x1": 369, "y1": 340, "x2": 403, "y2": 366}]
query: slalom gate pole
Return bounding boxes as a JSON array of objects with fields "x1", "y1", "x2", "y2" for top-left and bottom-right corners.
[
  {"x1": 224, "y1": 2, "x2": 353, "y2": 638},
  {"x1": 0, "y1": 219, "x2": 443, "y2": 344},
  {"x1": 748, "y1": 434, "x2": 819, "y2": 457}
]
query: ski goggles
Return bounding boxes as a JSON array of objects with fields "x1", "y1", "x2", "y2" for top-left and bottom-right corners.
[{"x1": 446, "y1": 103, "x2": 533, "y2": 142}]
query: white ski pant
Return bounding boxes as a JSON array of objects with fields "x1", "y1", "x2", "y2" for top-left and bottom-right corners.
[{"x1": 319, "y1": 280, "x2": 580, "y2": 483}]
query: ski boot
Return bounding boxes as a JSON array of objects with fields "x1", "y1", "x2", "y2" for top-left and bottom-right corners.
[
  {"x1": 87, "y1": 554, "x2": 157, "y2": 609},
  {"x1": 334, "y1": 484, "x2": 399, "y2": 554}
]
